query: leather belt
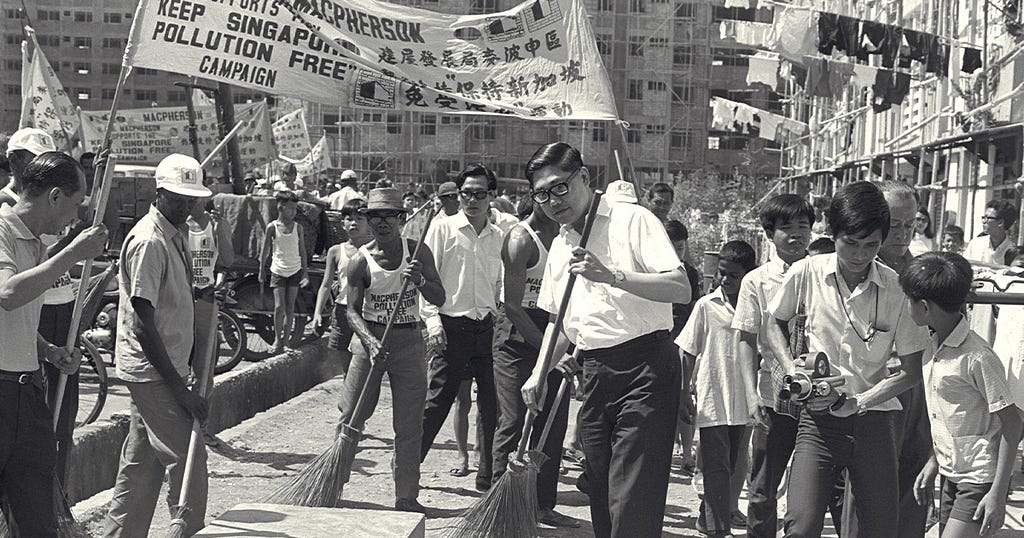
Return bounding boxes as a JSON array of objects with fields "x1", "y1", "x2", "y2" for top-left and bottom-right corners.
[{"x1": 0, "y1": 371, "x2": 37, "y2": 385}]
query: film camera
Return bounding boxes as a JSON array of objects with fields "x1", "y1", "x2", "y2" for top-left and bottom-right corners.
[{"x1": 779, "y1": 352, "x2": 834, "y2": 402}]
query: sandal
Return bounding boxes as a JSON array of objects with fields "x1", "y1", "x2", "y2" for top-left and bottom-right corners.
[
  {"x1": 449, "y1": 466, "x2": 470, "y2": 477},
  {"x1": 679, "y1": 461, "x2": 697, "y2": 477}
]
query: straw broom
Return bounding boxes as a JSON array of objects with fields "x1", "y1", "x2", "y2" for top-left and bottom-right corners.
[
  {"x1": 444, "y1": 190, "x2": 604, "y2": 538},
  {"x1": 265, "y1": 204, "x2": 439, "y2": 507}
]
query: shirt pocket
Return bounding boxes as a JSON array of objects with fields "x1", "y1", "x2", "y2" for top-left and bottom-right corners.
[{"x1": 951, "y1": 434, "x2": 993, "y2": 476}]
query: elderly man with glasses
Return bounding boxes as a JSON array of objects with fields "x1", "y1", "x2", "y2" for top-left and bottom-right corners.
[
  {"x1": 964, "y1": 199, "x2": 1018, "y2": 268},
  {"x1": 419, "y1": 164, "x2": 505, "y2": 493}
]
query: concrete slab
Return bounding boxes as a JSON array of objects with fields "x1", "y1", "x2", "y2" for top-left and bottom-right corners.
[{"x1": 194, "y1": 503, "x2": 425, "y2": 538}]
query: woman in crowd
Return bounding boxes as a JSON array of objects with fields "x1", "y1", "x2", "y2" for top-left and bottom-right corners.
[{"x1": 909, "y1": 207, "x2": 935, "y2": 256}]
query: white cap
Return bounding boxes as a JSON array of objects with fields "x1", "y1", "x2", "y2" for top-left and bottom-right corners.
[
  {"x1": 604, "y1": 180, "x2": 638, "y2": 204},
  {"x1": 340, "y1": 169, "x2": 357, "y2": 180},
  {"x1": 7, "y1": 127, "x2": 57, "y2": 157},
  {"x1": 155, "y1": 154, "x2": 212, "y2": 198}
]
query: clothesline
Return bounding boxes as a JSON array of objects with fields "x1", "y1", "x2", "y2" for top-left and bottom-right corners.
[{"x1": 709, "y1": 96, "x2": 809, "y2": 143}]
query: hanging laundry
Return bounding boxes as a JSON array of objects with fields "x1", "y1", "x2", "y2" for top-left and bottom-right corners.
[
  {"x1": 900, "y1": 29, "x2": 928, "y2": 68},
  {"x1": 880, "y1": 25, "x2": 903, "y2": 68},
  {"x1": 734, "y1": 104, "x2": 756, "y2": 132},
  {"x1": 805, "y1": 57, "x2": 833, "y2": 98},
  {"x1": 828, "y1": 61, "x2": 855, "y2": 97},
  {"x1": 850, "y1": 63, "x2": 875, "y2": 89},
  {"x1": 710, "y1": 98, "x2": 735, "y2": 131},
  {"x1": 734, "y1": 22, "x2": 773, "y2": 48},
  {"x1": 747, "y1": 54, "x2": 781, "y2": 89},
  {"x1": 888, "y1": 72, "x2": 911, "y2": 105},
  {"x1": 871, "y1": 70, "x2": 911, "y2": 112},
  {"x1": 759, "y1": 113, "x2": 781, "y2": 141},
  {"x1": 818, "y1": 12, "x2": 841, "y2": 55},
  {"x1": 925, "y1": 35, "x2": 951, "y2": 77},
  {"x1": 836, "y1": 16, "x2": 860, "y2": 56},
  {"x1": 791, "y1": 62, "x2": 808, "y2": 87},
  {"x1": 720, "y1": 19, "x2": 737, "y2": 41},
  {"x1": 769, "y1": 7, "x2": 819, "y2": 62},
  {"x1": 857, "y1": 21, "x2": 887, "y2": 62},
  {"x1": 724, "y1": 0, "x2": 750, "y2": 7},
  {"x1": 962, "y1": 47, "x2": 982, "y2": 73}
]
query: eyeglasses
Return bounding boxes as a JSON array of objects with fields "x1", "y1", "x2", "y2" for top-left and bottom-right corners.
[
  {"x1": 914, "y1": 216, "x2": 927, "y2": 222},
  {"x1": 530, "y1": 169, "x2": 581, "y2": 204},
  {"x1": 980, "y1": 215, "x2": 1000, "y2": 222},
  {"x1": 439, "y1": 194, "x2": 457, "y2": 200},
  {"x1": 459, "y1": 190, "x2": 490, "y2": 200},
  {"x1": 367, "y1": 213, "x2": 401, "y2": 225}
]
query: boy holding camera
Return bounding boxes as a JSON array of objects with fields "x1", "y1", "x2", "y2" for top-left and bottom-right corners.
[{"x1": 901, "y1": 252, "x2": 1022, "y2": 537}]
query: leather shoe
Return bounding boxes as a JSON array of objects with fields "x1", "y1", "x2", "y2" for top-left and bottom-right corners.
[
  {"x1": 538, "y1": 509, "x2": 580, "y2": 528},
  {"x1": 395, "y1": 498, "x2": 426, "y2": 514}
]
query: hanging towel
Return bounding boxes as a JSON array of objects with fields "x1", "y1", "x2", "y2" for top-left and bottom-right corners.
[
  {"x1": 724, "y1": 0, "x2": 750, "y2": 7},
  {"x1": 770, "y1": 7, "x2": 819, "y2": 61},
  {"x1": 872, "y1": 69, "x2": 894, "y2": 112},
  {"x1": 837, "y1": 16, "x2": 860, "y2": 56},
  {"x1": 880, "y1": 25, "x2": 903, "y2": 68},
  {"x1": 805, "y1": 57, "x2": 833, "y2": 98},
  {"x1": 818, "y1": 13, "x2": 841, "y2": 55},
  {"x1": 900, "y1": 29, "x2": 928, "y2": 68},
  {"x1": 759, "y1": 113, "x2": 781, "y2": 141},
  {"x1": 852, "y1": 63, "x2": 876, "y2": 88},
  {"x1": 735, "y1": 22, "x2": 773, "y2": 47},
  {"x1": 925, "y1": 36, "x2": 950, "y2": 77},
  {"x1": 887, "y1": 72, "x2": 911, "y2": 105},
  {"x1": 828, "y1": 61, "x2": 855, "y2": 97},
  {"x1": 962, "y1": 47, "x2": 982, "y2": 73},
  {"x1": 747, "y1": 54, "x2": 781, "y2": 88},
  {"x1": 720, "y1": 19, "x2": 737, "y2": 41},
  {"x1": 858, "y1": 21, "x2": 887, "y2": 61}
]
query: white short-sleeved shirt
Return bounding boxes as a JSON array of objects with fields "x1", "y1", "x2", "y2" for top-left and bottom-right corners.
[
  {"x1": 326, "y1": 186, "x2": 365, "y2": 211},
  {"x1": 768, "y1": 253, "x2": 929, "y2": 412},
  {"x1": 537, "y1": 196, "x2": 680, "y2": 350},
  {"x1": 964, "y1": 235, "x2": 1014, "y2": 267},
  {"x1": 676, "y1": 287, "x2": 750, "y2": 428},
  {"x1": 732, "y1": 256, "x2": 794, "y2": 408},
  {"x1": 924, "y1": 316, "x2": 1013, "y2": 483},
  {"x1": 0, "y1": 205, "x2": 47, "y2": 371},
  {"x1": 115, "y1": 206, "x2": 195, "y2": 383}
]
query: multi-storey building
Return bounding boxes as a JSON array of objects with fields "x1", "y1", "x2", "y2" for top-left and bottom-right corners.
[{"x1": 1, "y1": 0, "x2": 779, "y2": 191}]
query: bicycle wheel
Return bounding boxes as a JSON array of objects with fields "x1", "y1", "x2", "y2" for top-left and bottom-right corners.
[
  {"x1": 215, "y1": 308, "x2": 245, "y2": 375},
  {"x1": 76, "y1": 339, "x2": 108, "y2": 427},
  {"x1": 241, "y1": 313, "x2": 277, "y2": 361}
]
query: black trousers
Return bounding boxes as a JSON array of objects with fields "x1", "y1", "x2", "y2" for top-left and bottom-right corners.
[
  {"x1": 841, "y1": 385, "x2": 932, "y2": 537},
  {"x1": 747, "y1": 407, "x2": 798, "y2": 538},
  {"x1": 0, "y1": 377, "x2": 58, "y2": 537},
  {"x1": 578, "y1": 331, "x2": 680, "y2": 538},
  {"x1": 698, "y1": 425, "x2": 747, "y2": 536},
  {"x1": 491, "y1": 311, "x2": 569, "y2": 510},
  {"x1": 420, "y1": 314, "x2": 497, "y2": 488},
  {"x1": 39, "y1": 301, "x2": 78, "y2": 486}
]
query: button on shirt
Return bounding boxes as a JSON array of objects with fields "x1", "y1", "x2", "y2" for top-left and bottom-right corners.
[
  {"x1": 676, "y1": 287, "x2": 749, "y2": 428},
  {"x1": 115, "y1": 206, "x2": 195, "y2": 383},
  {"x1": 964, "y1": 235, "x2": 1014, "y2": 266},
  {"x1": 537, "y1": 197, "x2": 680, "y2": 350},
  {"x1": 422, "y1": 211, "x2": 503, "y2": 331},
  {"x1": 732, "y1": 256, "x2": 793, "y2": 408},
  {"x1": 768, "y1": 253, "x2": 929, "y2": 411},
  {"x1": 924, "y1": 316, "x2": 1012, "y2": 483},
  {"x1": 0, "y1": 206, "x2": 47, "y2": 371}
]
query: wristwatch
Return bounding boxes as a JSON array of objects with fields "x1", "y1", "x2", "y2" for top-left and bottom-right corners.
[{"x1": 610, "y1": 269, "x2": 626, "y2": 287}]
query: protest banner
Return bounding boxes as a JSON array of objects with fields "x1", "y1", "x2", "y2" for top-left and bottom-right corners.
[
  {"x1": 79, "y1": 101, "x2": 274, "y2": 172},
  {"x1": 281, "y1": 135, "x2": 331, "y2": 177},
  {"x1": 125, "y1": 0, "x2": 617, "y2": 120},
  {"x1": 19, "y1": 27, "x2": 79, "y2": 152},
  {"x1": 271, "y1": 108, "x2": 313, "y2": 160}
]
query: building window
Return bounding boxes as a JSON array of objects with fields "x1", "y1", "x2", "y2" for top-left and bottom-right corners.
[
  {"x1": 6, "y1": 85, "x2": 20, "y2": 95},
  {"x1": 73, "y1": 11, "x2": 92, "y2": 22},
  {"x1": 596, "y1": 34, "x2": 612, "y2": 56},
  {"x1": 76, "y1": 89, "x2": 91, "y2": 100},
  {"x1": 5, "y1": 34, "x2": 19, "y2": 45},
  {"x1": 645, "y1": 124, "x2": 666, "y2": 136},
  {"x1": 627, "y1": 79, "x2": 644, "y2": 100},
  {"x1": 362, "y1": 112, "x2": 383, "y2": 122},
  {"x1": 672, "y1": 84, "x2": 695, "y2": 104},
  {"x1": 630, "y1": 0, "x2": 646, "y2": 13},
  {"x1": 74, "y1": 62, "x2": 90, "y2": 75},
  {"x1": 4, "y1": 59, "x2": 21, "y2": 71},
  {"x1": 671, "y1": 129, "x2": 694, "y2": 149},
  {"x1": 38, "y1": 35, "x2": 60, "y2": 47},
  {"x1": 167, "y1": 90, "x2": 186, "y2": 103},
  {"x1": 648, "y1": 81, "x2": 668, "y2": 92},
  {"x1": 627, "y1": 129, "x2": 642, "y2": 144},
  {"x1": 102, "y1": 88, "x2": 116, "y2": 100},
  {"x1": 36, "y1": 9, "x2": 60, "y2": 21},
  {"x1": 629, "y1": 36, "x2": 645, "y2": 57},
  {"x1": 136, "y1": 67, "x2": 158, "y2": 75},
  {"x1": 386, "y1": 113, "x2": 402, "y2": 134},
  {"x1": 101, "y1": 63, "x2": 119, "y2": 75},
  {"x1": 135, "y1": 89, "x2": 157, "y2": 102},
  {"x1": 673, "y1": 45, "x2": 693, "y2": 65},
  {"x1": 103, "y1": 12, "x2": 122, "y2": 24},
  {"x1": 102, "y1": 38, "x2": 124, "y2": 49},
  {"x1": 675, "y1": 3, "x2": 695, "y2": 19},
  {"x1": 440, "y1": 115, "x2": 461, "y2": 125},
  {"x1": 713, "y1": 6, "x2": 759, "y2": 22},
  {"x1": 592, "y1": 122, "x2": 608, "y2": 142},
  {"x1": 420, "y1": 114, "x2": 436, "y2": 135},
  {"x1": 597, "y1": 0, "x2": 614, "y2": 11},
  {"x1": 471, "y1": 119, "x2": 497, "y2": 140},
  {"x1": 648, "y1": 37, "x2": 668, "y2": 48},
  {"x1": 73, "y1": 36, "x2": 92, "y2": 49},
  {"x1": 4, "y1": 9, "x2": 19, "y2": 19},
  {"x1": 712, "y1": 48, "x2": 751, "y2": 67}
]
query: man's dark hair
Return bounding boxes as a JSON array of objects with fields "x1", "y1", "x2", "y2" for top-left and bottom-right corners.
[
  {"x1": 759, "y1": 194, "x2": 815, "y2": 233},
  {"x1": 21, "y1": 152, "x2": 84, "y2": 198},
  {"x1": 402, "y1": 191, "x2": 416, "y2": 199},
  {"x1": 664, "y1": 219, "x2": 688, "y2": 242},
  {"x1": 524, "y1": 142, "x2": 583, "y2": 186},
  {"x1": 943, "y1": 224, "x2": 965, "y2": 243},
  {"x1": 986, "y1": 198, "x2": 1018, "y2": 229},
  {"x1": 80, "y1": 152, "x2": 95, "y2": 165},
  {"x1": 646, "y1": 182, "x2": 674, "y2": 201},
  {"x1": 516, "y1": 195, "x2": 534, "y2": 220},
  {"x1": 275, "y1": 190, "x2": 299, "y2": 203},
  {"x1": 808, "y1": 237, "x2": 836, "y2": 254},
  {"x1": 457, "y1": 163, "x2": 498, "y2": 190},
  {"x1": 899, "y1": 251, "x2": 973, "y2": 313},
  {"x1": 719, "y1": 240, "x2": 758, "y2": 272},
  {"x1": 828, "y1": 181, "x2": 890, "y2": 242},
  {"x1": 340, "y1": 198, "x2": 366, "y2": 218}
]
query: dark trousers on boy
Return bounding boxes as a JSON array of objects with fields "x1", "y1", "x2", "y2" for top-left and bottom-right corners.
[
  {"x1": 491, "y1": 312, "x2": 569, "y2": 510},
  {"x1": 421, "y1": 314, "x2": 497, "y2": 490},
  {"x1": 699, "y1": 424, "x2": 748, "y2": 536},
  {"x1": 0, "y1": 375, "x2": 57, "y2": 537},
  {"x1": 747, "y1": 407, "x2": 798, "y2": 537},
  {"x1": 578, "y1": 331, "x2": 680, "y2": 538},
  {"x1": 39, "y1": 301, "x2": 78, "y2": 485}
]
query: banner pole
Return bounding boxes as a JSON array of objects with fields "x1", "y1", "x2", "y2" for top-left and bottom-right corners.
[{"x1": 201, "y1": 116, "x2": 250, "y2": 169}]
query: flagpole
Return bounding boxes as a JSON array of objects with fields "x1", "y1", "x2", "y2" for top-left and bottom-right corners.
[
  {"x1": 52, "y1": 0, "x2": 146, "y2": 426},
  {"x1": 201, "y1": 115, "x2": 251, "y2": 169}
]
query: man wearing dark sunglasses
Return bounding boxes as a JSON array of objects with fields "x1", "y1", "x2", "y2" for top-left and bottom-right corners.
[
  {"x1": 520, "y1": 142, "x2": 692, "y2": 537},
  {"x1": 420, "y1": 164, "x2": 504, "y2": 492},
  {"x1": 435, "y1": 181, "x2": 460, "y2": 217}
]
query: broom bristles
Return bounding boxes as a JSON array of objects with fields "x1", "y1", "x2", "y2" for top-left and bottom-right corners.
[
  {"x1": 53, "y1": 479, "x2": 89, "y2": 538},
  {"x1": 264, "y1": 435, "x2": 354, "y2": 507},
  {"x1": 442, "y1": 451, "x2": 544, "y2": 538},
  {"x1": 166, "y1": 505, "x2": 189, "y2": 538}
]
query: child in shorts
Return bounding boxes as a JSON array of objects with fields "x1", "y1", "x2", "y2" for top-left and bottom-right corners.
[
  {"x1": 259, "y1": 190, "x2": 308, "y2": 353},
  {"x1": 901, "y1": 251, "x2": 1023, "y2": 537}
]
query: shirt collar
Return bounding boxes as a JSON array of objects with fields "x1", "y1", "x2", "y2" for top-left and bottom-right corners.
[
  {"x1": 149, "y1": 205, "x2": 182, "y2": 241},
  {"x1": 559, "y1": 194, "x2": 612, "y2": 238},
  {"x1": 708, "y1": 286, "x2": 736, "y2": 311},
  {"x1": 0, "y1": 205, "x2": 38, "y2": 241},
  {"x1": 824, "y1": 253, "x2": 886, "y2": 289},
  {"x1": 935, "y1": 315, "x2": 971, "y2": 350},
  {"x1": 451, "y1": 209, "x2": 499, "y2": 236}
]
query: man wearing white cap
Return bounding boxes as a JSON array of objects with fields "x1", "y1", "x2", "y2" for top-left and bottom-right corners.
[
  {"x1": 326, "y1": 169, "x2": 365, "y2": 210},
  {"x1": 104, "y1": 154, "x2": 212, "y2": 537},
  {"x1": 1, "y1": 127, "x2": 58, "y2": 206}
]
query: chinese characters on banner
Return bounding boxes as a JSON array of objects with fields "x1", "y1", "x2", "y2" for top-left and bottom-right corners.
[
  {"x1": 271, "y1": 108, "x2": 313, "y2": 160},
  {"x1": 19, "y1": 27, "x2": 79, "y2": 152},
  {"x1": 281, "y1": 135, "x2": 332, "y2": 177},
  {"x1": 125, "y1": 0, "x2": 617, "y2": 120},
  {"x1": 79, "y1": 101, "x2": 274, "y2": 171}
]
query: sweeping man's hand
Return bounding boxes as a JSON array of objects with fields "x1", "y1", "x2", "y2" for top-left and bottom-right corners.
[
  {"x1": 568, "y1": 247, "x2": 614, "y2": 284},
  {"x1": 174, "y1": 387, "x2": 209, "y2": 423},
  {"x1": 44, "y1": 345, "x2": 80, "y2": 376},
  {"x1": 521, "y1": 372, "x2": 547, "y2": 413}
]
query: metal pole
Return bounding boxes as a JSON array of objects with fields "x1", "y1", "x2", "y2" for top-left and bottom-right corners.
[{"x1": 175, "y1": 81, "x2": 202, "y2": 160}]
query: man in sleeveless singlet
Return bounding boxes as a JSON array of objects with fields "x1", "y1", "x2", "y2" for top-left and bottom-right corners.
[{"x1": 338, "y1": 188, "x2": 445, "y2": 514}]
